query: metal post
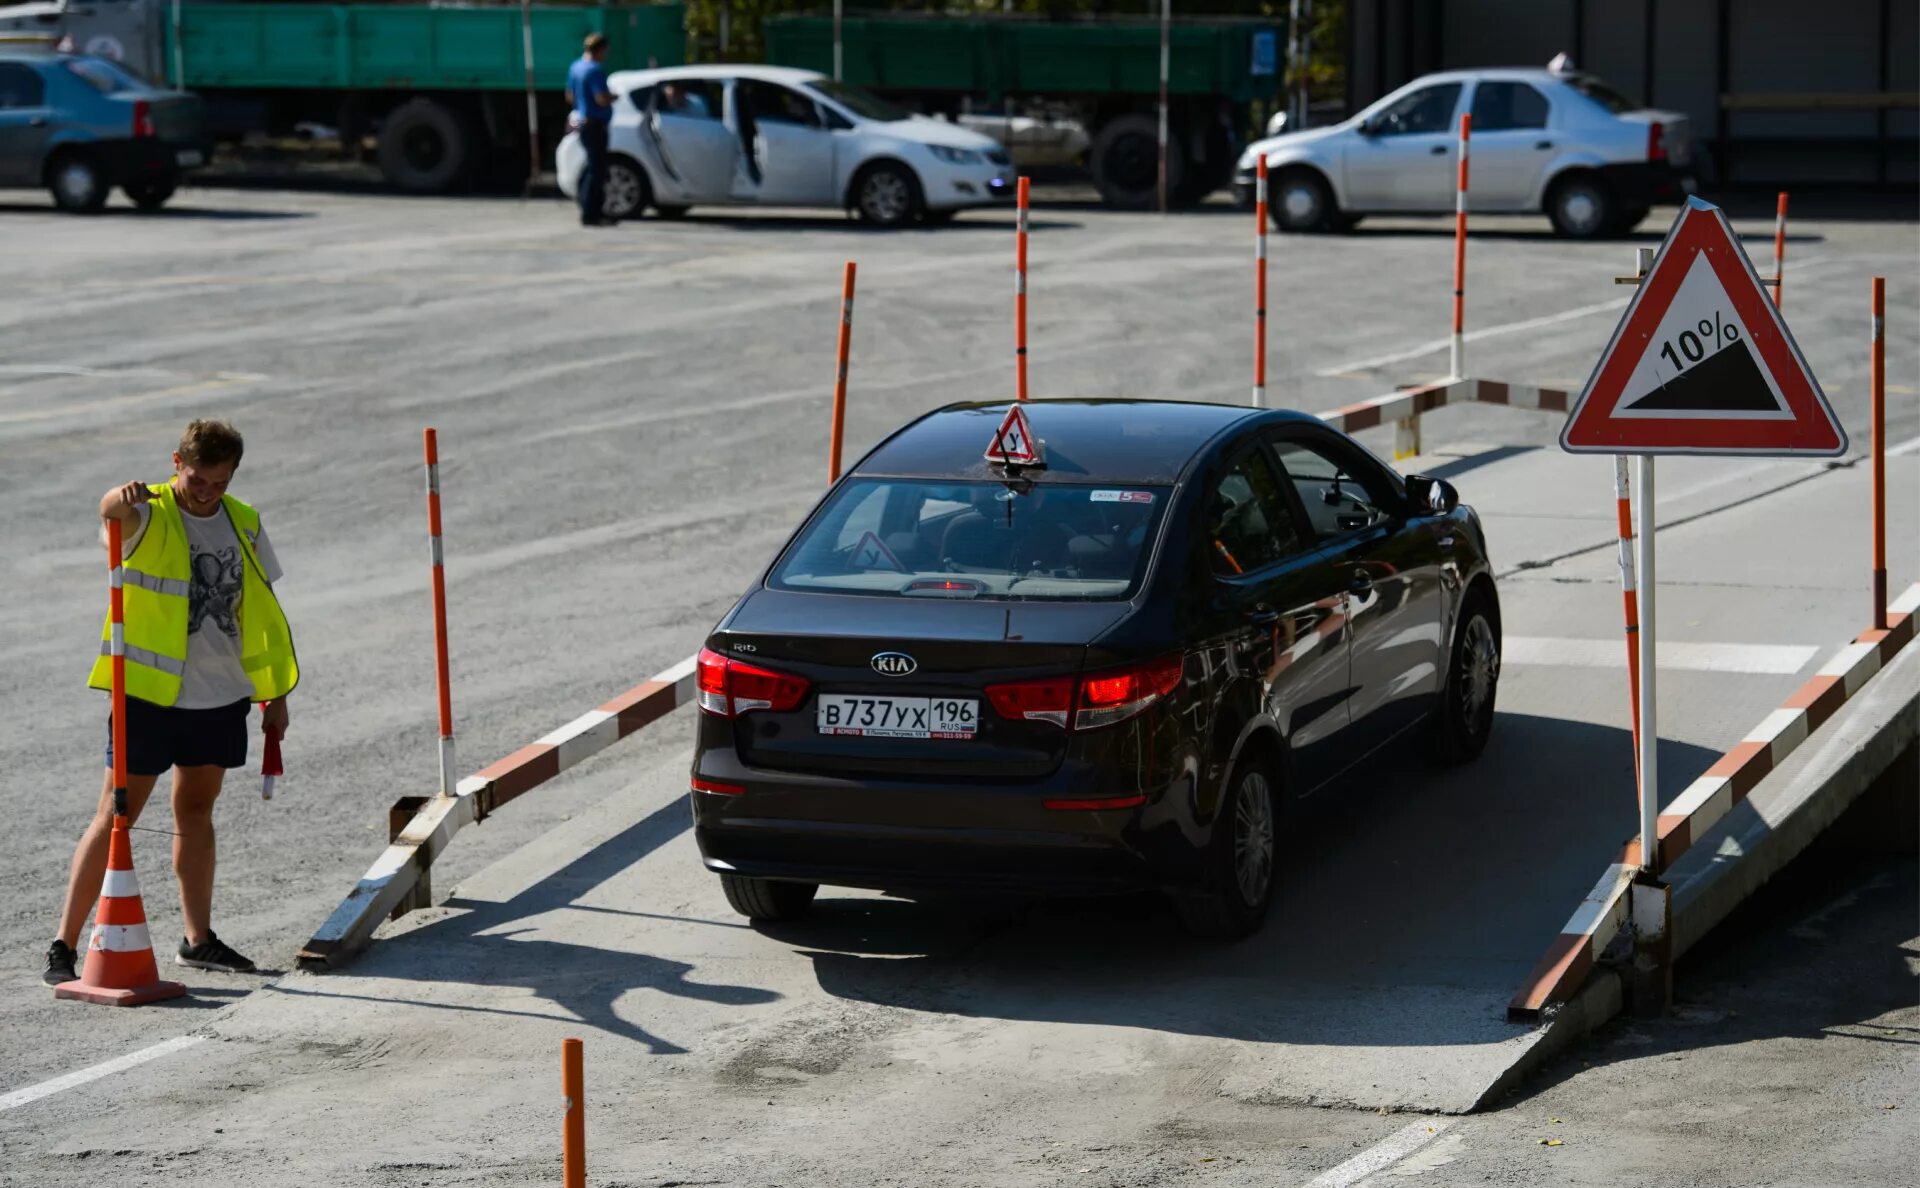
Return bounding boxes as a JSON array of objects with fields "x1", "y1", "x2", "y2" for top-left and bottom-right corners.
[
  {"x1": 424, "y1": 429, "x2": 456, "y2": 799},
  {"x1": 1253, "y1": 155, "x2": 1268, "y2": 408},
  {"x1": 719, "y1": 1, "x2": 731, "y2": 58},
  {"x1": 1450, "y1": 113, "x2": 1471, "y2": 380},
  {"x1": 1299, "y1": 0, "x2": 1313, "y2": 130},
  {"x1": 828, "y1": 262, "x2": 856, "y2": 484},
  {"x1": 1157, "y1": 0, "x2": 1171, "y2": 214},
  {"x1": 1634, "y1": 455, "x2": 1658, "y2": 874},
  {"x1": 1872, "y1": 276, "x2": 1887, "y2": 630},
  {"x1": 562, "y1": 1038, "x2": 585, "y2": 1188},
  {"x1": 170, "y1": 0, "x2": 185, "y2": 91},
  {"x1": 520, "y1": 0, "x2": 541, "y2": 193},
  {"x1": 1288, "y1": 0, "x2": 1302, "y2": 129},
  {"x1": 833, "y1": 0, "x2": 844, "y2": 82}
]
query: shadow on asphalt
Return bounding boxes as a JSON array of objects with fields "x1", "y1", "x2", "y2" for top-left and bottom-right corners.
[{"x1": 0, "y1": 202, "x2": 312, "y2": 221}]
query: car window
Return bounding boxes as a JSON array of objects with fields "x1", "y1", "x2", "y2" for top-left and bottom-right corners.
[
  {"x1": 806, "y1": 79, "x2": 911, "y2": 122},
  {"x1": 741, "y1": 81, "x2": 821, "y2": 128},
  {"x1": 0, "y1": 63, "x2": 45, "y2": 109},
  {"x1": 63, "y1": 56, "x2": 143, "y2": 95},
  {"x1": 1566, "y1": 74, "x2": 1635, "y2": 114},
  {"x1": 1206, "y1": 449, "x2": 1305, "y2": 576},
  {"x1": 771, "y1": 478, "x2": 1167, "y2": 601},
  {"x1": 1272, "y1": 441, "x2": 1392, "y2": 540},
  {"x1": 1369, "y1": 82, "x2": 1462, "y2": 136},
  {"x1": 646, "y1": 79, "x2": 721, "y2": 120},
  {"x1": 1470, "y1": 81, "x2": 1549, "y2": 131}
]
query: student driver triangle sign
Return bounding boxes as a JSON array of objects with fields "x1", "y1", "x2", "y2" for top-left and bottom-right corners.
[
  {"x1": 985, "y1": 403, "x2": 1043, "y2": 466},
  {"x1": 1561, "y1": 197, "x2": 1845, "y2": 457}
]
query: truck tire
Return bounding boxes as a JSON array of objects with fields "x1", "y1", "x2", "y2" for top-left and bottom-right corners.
[
  {"x1": 377, "y1": 99, "x2": 472, "y2": 194},
  {"x1": 1173, "y1": 120, "x2": 1234, "y2": 205},
  {"x1": 47, "y1": 149, "x2": 108, "y2": 214},
  {"x1": 1089, "y1": 113, "x2": 1184, "y2": 211}
]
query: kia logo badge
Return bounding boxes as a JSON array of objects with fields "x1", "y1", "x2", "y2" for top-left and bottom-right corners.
[{"x1": 871, "y1": 652, "x2": 917, "y2": 677}]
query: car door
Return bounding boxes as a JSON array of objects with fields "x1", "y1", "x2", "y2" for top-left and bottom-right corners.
[
  {"x1": 1272, "y1": 431, "x2": 1446, "y2": 766},
  {"x1": 729, "y1": 79, "x2": 836, "y2": 206},
  {"x1": 1465, "y1": 79, "x2": 1554, "y2": 210},
  {"x1": 0, "y1": 62, "x2": 53, "y2": 187},
  {"x1": 1342, "y1": 81, "x2": 1463, "y2": 212},
  {"x1": 1192, "y1": 441, "x2": 1354, "y2": 798},
  {"x1": 636, "y1": 78, "x2": 734, "y2": 203}
]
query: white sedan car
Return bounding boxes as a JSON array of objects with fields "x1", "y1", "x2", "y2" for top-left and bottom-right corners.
[
  {"x1": 557, "y1": 65, "x2": 1014, "y2": 227},
  {"x1": 1235, "y1": 67, "x2": 1694, "y2": 238}
]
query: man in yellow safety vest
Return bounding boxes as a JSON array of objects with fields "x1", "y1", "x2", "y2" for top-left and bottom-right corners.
[{"x1": 44, "y1": 419, "x2": 298, "y2": 986}]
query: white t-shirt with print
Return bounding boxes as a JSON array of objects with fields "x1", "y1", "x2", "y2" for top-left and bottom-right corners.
[{"x1": 108, "y1": 500, "x2": 285, "y2": 709}]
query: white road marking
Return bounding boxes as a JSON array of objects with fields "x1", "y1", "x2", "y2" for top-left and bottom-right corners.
[
  {"x1": 1313, "y1": 297, "x2": 1630, "y2": 377},
  {"x1": 1887, "y1": 434, "x2": 1920, "y2": 458},
  {"x1": 1505, "y1": 637, "x2": 1818, "y2": 674},
  {"x1": 1301, "y1": 1120, "x2": 1454, "y2": 1188},
  {"x1": 0, "y1": 1035, "x2": 204, "y2": 1114}
]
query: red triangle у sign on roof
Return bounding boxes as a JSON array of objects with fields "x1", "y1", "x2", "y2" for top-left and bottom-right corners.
[
  {"x1": 985, "y1": 403, "x2": 1043, "y2": 466},
  {"x1": 1560, "y1": 197, "x2": 1846, "y2": 457}
]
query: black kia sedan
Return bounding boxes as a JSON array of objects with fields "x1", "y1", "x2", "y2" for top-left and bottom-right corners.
[{"x1": 691, "y1": 399, "x2": 1500, "y2": 937}]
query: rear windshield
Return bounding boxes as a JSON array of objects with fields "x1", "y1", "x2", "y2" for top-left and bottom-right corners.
[
  {"x1": 770, "y1": 479, "x2": 1168, "y2": 601},
  {"x1": 64, "y1": 57, "x2": 144, "y2": 95},
  {"x1": 1565, "y1": 74, "x2": 1636, "y2": 113}
]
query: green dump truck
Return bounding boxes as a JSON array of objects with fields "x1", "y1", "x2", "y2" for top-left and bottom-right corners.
[
  {"x1": 0, "y1": 0, "x2": 684, "y2": 191},
  {"x1": 762, "y1": 13, "x2": 1283, "y2": 209}
]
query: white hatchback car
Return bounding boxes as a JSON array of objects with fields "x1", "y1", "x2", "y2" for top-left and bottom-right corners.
[
  {"x1": 1235, "y1": 68, "x2": 1694, "y2": 238},
  {"x1": 557, "y1": 65, "x2": 1014, "y2": 227}
]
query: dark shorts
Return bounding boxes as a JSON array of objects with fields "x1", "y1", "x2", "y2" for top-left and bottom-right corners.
[{"x1": 106, "y1": 697, "x2": 251, "y2": 776}]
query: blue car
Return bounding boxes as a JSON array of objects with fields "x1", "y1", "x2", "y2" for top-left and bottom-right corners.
[{"x1": 0, "y1": 49, "x2": 207, "y2": 212}]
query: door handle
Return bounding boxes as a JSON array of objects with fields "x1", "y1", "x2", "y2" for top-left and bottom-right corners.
[
  {"x1": 1534, "y1": 140, "x2": 1553, "y2": 150},
  {"x1": 1429, "y1": 144, "x2": 1448, "y2": 155},
  {"x1": 29, "y1": 116, "x2": 48, "y2": 127}
]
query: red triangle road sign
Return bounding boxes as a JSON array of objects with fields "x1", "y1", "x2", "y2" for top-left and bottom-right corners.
[
  {"x1": 985, "y1": 403, "x2": 1044, "y2": 466},
  {"x1": 1560, "y1": 197, "x2": 1846, "y2": 457}
]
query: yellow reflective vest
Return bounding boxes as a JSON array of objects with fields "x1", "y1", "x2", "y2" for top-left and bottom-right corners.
[{"x1": 88, "y1": 482, "x2": 299, "y2": 707}]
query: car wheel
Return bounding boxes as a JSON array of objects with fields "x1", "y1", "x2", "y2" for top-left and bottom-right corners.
[
  {"x1": 376, "y1": 98, "x2": 472, "y2": 194},
  {"x1": 601, "y1": 155, "x2": 649, "y2": 221},
  {"x1": 1172, "y1": 759, "x2": 1278, "y2": 940},
  {"x1": 1088, "y1": 112, "x2": 1184, "y2": 211},
  {"x1": 1270, "y1": 168, "x2": 1337, "y2": 233},
  {"x1": 125, "y1": 177, "x2": 177, "y2": 212},
  {"x1": 653, "y1": 204, "x2": 691, "y2": 220},
  {"x1": 719, "y1": 874, "x2": 819, "y2": 921},
  {"x1": 1546, "y1": 173, "x2": 1616, "y2": 239},
  {"x1": 1435, "y1": 585, "x2": 1501, "y2": 763},
  {"x1": 853, "y1": 162, "x2": 921, "y2": 228},
  {"x1": 48, "y1": 151, "x2": 108, "y2": 214}
]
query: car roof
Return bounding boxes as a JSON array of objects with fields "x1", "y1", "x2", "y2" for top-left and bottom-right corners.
[
  {"x1": 606, "y1": 63, "x2": 826, "y2": 90},
  {"x1": 854, "y1": 399, "x2": 1317, "y2": 485}
]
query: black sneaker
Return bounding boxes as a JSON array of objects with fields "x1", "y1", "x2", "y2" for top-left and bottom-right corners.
[
  {"x1": 42, "y1": 939, "x2": 77, "y2": 987},
  {"x1": 176, "y1": 932, "x2": 256, "y2": 974}
]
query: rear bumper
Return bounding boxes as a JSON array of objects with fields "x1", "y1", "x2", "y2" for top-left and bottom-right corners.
[
  {"x1": 691, "y1": 751, "x2": 1187, "y2": 895},
  {"x1": 1597, "y1": 161, "x2": 1695, "y2": 207},
  {"x1": 97, "y1": 138, "x2": 208, "y2": 185}
]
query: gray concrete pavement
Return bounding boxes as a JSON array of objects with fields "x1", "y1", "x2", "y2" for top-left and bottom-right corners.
[{"x1": 1, "y1": 186, "x2": 1914, "y2": 1184}]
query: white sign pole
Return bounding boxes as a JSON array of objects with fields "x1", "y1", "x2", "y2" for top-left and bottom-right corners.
[{"x1": 1634, "y1": 454, "x2": 1658, "y2": 874}]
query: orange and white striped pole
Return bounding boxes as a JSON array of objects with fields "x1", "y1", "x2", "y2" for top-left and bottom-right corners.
[
  {"x1": 424, "y1": 428, "x2": 455, "y2": 799},
  {"x1": 1613, "y1": 454, "x2": 1643, "y2": 797},
  {"x1": 828, "y1": 261, "x2": 857, "y2": 484},
  {"x1": 1871, "y1": 276, "x2": 1887, "y2": 630},
  {"x1": 1015, "y1": 175, "x2": 1030, "y2": 401},
  {"x1": 1449, "y1": 112, "x2": 1471, "y2": 379},
  {"x1": 1770, "y1": 191, "x2": 1788, "y2": 308},
  {"x1": 107, "y1": 517, "x2": 129, "y2": 820},
  {"x1": 1253, "y1": 154, "x2": 1268, "y2": 408}
]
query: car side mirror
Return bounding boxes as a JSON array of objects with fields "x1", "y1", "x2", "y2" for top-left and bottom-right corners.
[
  {"x1": 1357, "y1": 116, "x2": 1379, "y2": 136},
  {"x1": 1405, "y1": 475, "x2": 1459, "y2": 515}
]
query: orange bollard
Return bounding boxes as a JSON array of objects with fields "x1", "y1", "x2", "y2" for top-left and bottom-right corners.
[
  {"x1": 1613, "y1": 456, "x2": 1643, "y2": 799},
  {"x1": 1450, "y1": 113, "x2": 1471, "y2": 379},
  {"x1": 562, "y1": 1037, "x2": 585, "y2": 1188},
  {"x1": 1253, "y1": 154, "x2": 1268, "y2": 408},
  {"x1": 1772, "y1": 191, "x2": 1788, "y2": 308},
  {"x1": 1015, "y1": 176, "x2": 1030, "y2": 401},
  {"x1": 54, "y1": 518, "x2": 186, "y2": 1007},
  {"x1": 828, "y1": 261, "x2": 856, "y2": 484},
  {"x1": 424, "y1": 429, "x2": 455, "y2": 798},
  {"x1": 1872, "y1": 276, "x2": 1886, "y2": 630}
]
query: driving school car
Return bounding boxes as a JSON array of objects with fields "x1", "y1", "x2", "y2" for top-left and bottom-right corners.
[{"x1": 690, "y1": 400, "x2": 1502, "y2": 937}]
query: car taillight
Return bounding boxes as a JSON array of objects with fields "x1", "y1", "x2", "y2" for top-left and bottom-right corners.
[
  {"x1": 987, "y1": 654, "x2": 1183, "y2": 732},
  {"x1": 1077, "y1": 654, "x2": 1183, "y2": 731},
  {"x1": 1647, "y1": 121, "x2": 1666, "y2": 162},
  {"x1": 133, "y1": 99, "x2": 156, "y2": 139},
  {"x1": 691, "y1": 776, "x2": 744, "y2": 796},
  {"x1": 986, "y1": 676, "x2": 1073, "y2": 728},
  {"x1": 696, "y1": 646, "x2": 809, "y2": 718}
]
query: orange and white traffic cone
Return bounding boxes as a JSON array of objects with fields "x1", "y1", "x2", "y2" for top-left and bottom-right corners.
[{"x1": 53, "y1": 817, "x2": 186, "y2": 1006}]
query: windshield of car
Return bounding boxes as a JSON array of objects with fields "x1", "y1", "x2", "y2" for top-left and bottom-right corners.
[
  {"x1": 63, "y1": 56, "x2": 145, "y2": 94},
  {"x1": 771, "y1": 478, "x2": 1168, "y2": 601},
  {"x1": 1565, "y1": 74, "x2": 1637, "y2": 113},
  {"x1": 805, "y1": 79, "x2": 910, "y2": 122}
]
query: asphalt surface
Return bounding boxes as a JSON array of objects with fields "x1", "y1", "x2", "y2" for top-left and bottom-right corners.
[{"x1": 1, "y1": 185, "x2": 1915, "y2": 1185}]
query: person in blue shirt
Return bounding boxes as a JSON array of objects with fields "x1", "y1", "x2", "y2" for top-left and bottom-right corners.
[{"x1": 565, "y1": 34, "x2": 615, "y2": 226}]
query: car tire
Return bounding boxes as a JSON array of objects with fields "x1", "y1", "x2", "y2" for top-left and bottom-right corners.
[
  {"x1": 47, "y1": 151, "x2": 108, "y2": 214},
  {"x1": 1435, "y1": 584, "x2": 1501, "y2": 764},
  {"x1": 1172, "y1": 758, "x2": 1279, "y2": 940},
  {"x1": 1088, "y1": 112, "x2": 1183, "y2": 211},
  {"x1": 1269, "y1": 168, "x2": 1338, "y2": 233},
  {"x1": 125, "y1": 177, "x2": 177, "y2": 212},
  {"x1": 600, "y1": 154, "x2": 650, "y2": 221},
  {"x1": 852, "y1": 161, "x2": 921, "y2": 228},
  {"x1": 653, "y1": 203, "x2": 691, "y2": 220},
  {"x1": 376, "y1": 98, "x2": 472, "y2": 194},
  {"x1": 1545, "y1": 173, "x2": 1616, "y2": 239},
  {"x1": 719, "y1": 874, "x2": 819, "y2": 921}
]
